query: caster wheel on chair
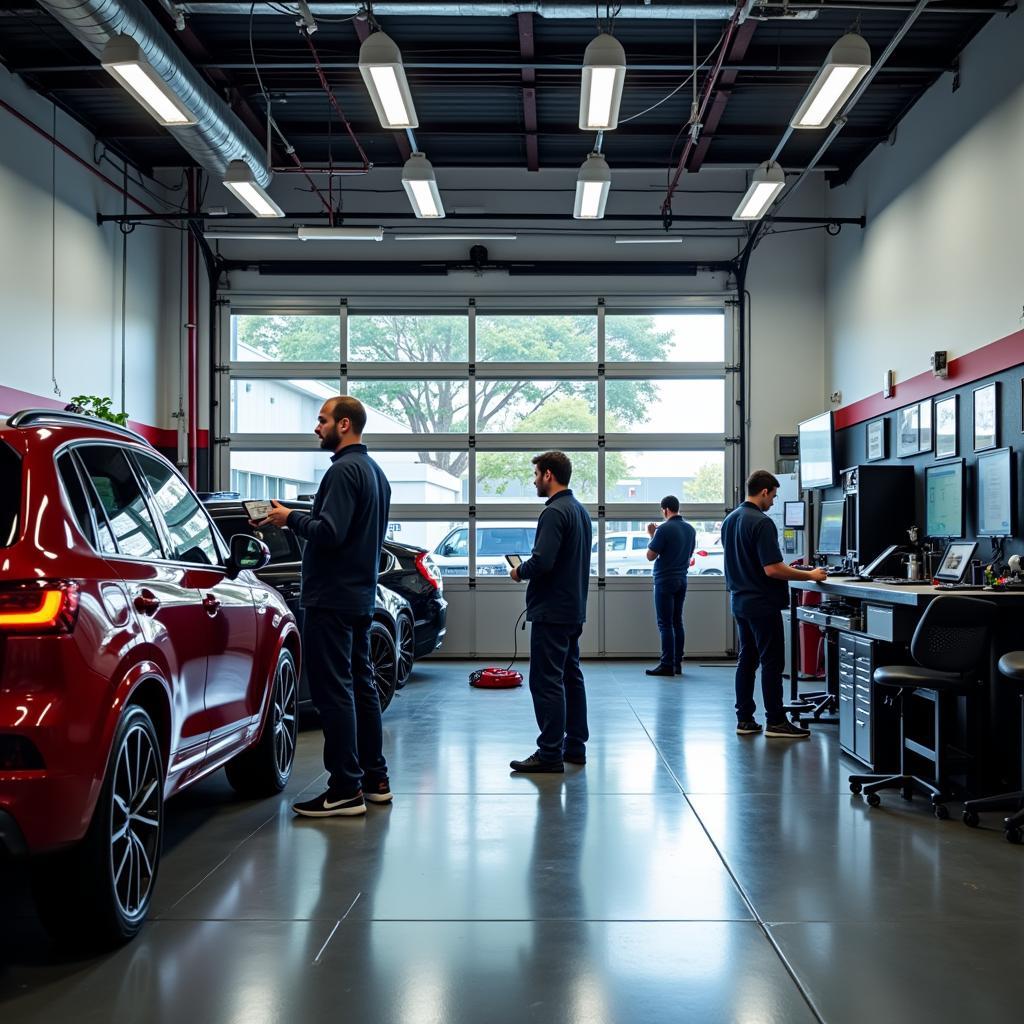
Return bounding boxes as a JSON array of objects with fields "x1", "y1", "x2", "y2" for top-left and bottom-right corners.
[
  {"x1": 933, "y1": 804, "x2": 950, "y2": 821},
  {"x1": 849, "y1": 782, "x2": 862, "y2": 795},
  {"x1": 866, "y1": 792, "x2": 881, "y2": 808},
  {"x1": 962, "y1": 810, "x2": 980, "y2": 828},
  {"x1": 1005, "y1": 826, "x2": 1023, "y2": 845}
]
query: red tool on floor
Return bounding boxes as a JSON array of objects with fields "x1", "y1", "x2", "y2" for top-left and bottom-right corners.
[{"x1": 469, "y1": 610, "x2": 526, "y2": 688}]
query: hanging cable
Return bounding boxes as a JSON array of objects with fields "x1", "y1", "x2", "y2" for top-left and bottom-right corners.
[
  {"x1": 50, "y1": 104, "x2": 61, "y2": 397},
  {"x1": 120, "y1": 168, "x2": 129, "y2": 418}
]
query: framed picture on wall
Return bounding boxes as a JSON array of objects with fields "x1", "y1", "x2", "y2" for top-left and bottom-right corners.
[
  {"x1": 866, "y1": 418, "x2": 886, "y2": 462},
  {"x1": 918, "y1": 400, "x2": 933, "y2": 453},
  {"x1": 897, "y1": 404, "x2": 920, "y2": 458},
  {"x1": 934, "y1": 394, "x2": 958, "y2": 459},
  {"x1": 973, "y1": 381, "x2": 999, "y2": 451}
]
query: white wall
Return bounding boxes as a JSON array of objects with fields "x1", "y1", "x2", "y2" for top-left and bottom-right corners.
[
  {"x1": 825, "y1": 8, "x2": 1024, "y2": 403},
  {"x1": 0, "y1": 64, "x2": 180, "y2": 429}
]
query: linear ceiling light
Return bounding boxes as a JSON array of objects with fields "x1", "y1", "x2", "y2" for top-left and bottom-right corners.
[
  {"x1": 791, "y1": 32, "x2": 871, "y2": 129},
  {"x1": 222, "y1": 161, "x2": 284, "y2": 218},
  {"x1": 358, "y1": 30, "x2": 418, "y2": 129},
  {"x1": 100, "y1": 35, "x2": 196, "y2": 127},
  {"x1": 402, "y1": 153, "x2": 445, "y2": 219},
  {"x1": 732, "y1": 161, "x2": 786, "y2": 221},
  {"x1": 394, "y1": 234, "x2": 517, "y2": 241},
  {"x1": 205, "y1": 226, "x2": 383, "y2": 241},
  {"x1": 614, "y1": 236, "x2": 683, "y2": 245},
  {"x1": 297, "y1": 226, "x2": 383, "y2": 241},
  {"x1": 579, "y1": 33, "x2": 627, "y2": 131},
  {"x1": 573, "y1": 153, "x2": 611, "y2": 220}
]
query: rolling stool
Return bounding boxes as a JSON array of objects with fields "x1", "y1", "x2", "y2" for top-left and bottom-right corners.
[
  {"x1": 962, "y1": 651, "x2": 1024, "y2": 843},
  {"x1": 849, "y1": 596, "x2": 995, "y2": 819}
]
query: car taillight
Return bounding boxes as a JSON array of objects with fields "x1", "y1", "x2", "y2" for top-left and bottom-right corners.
[
  {"x1": 0, "y1": 582, "x2": 80, "y2": 634},
  {"x1": 696, "y1": 550, "x2": 708, "y2": 558},
  {"x1": 415, "y1": 552, "x2": 442, "y2": 592}
]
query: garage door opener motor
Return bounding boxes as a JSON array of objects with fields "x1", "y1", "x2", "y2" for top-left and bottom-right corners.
[{"x1": 469, "y1": 610, "x2": 526, "y2": 689}]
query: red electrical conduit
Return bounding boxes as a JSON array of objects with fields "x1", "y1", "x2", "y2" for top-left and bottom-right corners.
[{"x1": 660, "y1": 1, "x2": 744, "y2": 219}]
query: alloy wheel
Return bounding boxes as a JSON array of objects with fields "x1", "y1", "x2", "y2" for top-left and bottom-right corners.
[
  {"x1": 397, "y1": 616, "x2": 415, "y2": 683},
  {"x1": 273, "y1": 654, "x2": 298, "y2": 777},
  {"x1": 370, "y1": 625, "x2": 398, "y2": 707}
]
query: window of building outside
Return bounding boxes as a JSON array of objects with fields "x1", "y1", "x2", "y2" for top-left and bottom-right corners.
[{"x1": 225, "y1": 307, "x2": 731, "y2": 577}]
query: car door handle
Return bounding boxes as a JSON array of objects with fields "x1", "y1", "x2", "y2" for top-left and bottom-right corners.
[
  {"x1": 202, "y1": 594, "x2": 222, "y2": 616},
  {"x1": 134, "y1": 589, "x2": 161, "y2": 616}
]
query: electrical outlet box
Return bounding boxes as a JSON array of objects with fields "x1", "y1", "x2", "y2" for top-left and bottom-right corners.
[{"x1": 930, "y1": 351, "x2": 949, "y2": 379}]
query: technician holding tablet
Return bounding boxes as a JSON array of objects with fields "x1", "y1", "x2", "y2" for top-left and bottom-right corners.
[{"x1": 508, "y1": 452, "x2": 593, "y2": 773}]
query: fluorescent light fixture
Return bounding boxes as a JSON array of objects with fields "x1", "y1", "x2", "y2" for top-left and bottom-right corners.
[
  {"x1": 579, "y1": 33, "x2": 627, "y2": 131},
  {"x1": 297, "y1": 226, "x2": 383, "y2": 241},
  {"x1": 791, "y1": 32, "x2": 871, "y2": 129},
  {"x1": 615, "y1": 236, "x2": 683, "y2": 245},
  {"x1": 100, "y1": 35, "x2": 196, "y2": 127},
  {"x1": 222, "y1": 160, "x2": 284, "y2": 218},
  {"x1": 394, "y1": 234, "x2": 517, "y2": 241},
  {"x1": 359, "y1": 31, "x2": 418, "y2": 129},
  {"x1": 402, "y1": 153, "x2": 445, "y2": 219},
  {"x1": 732, "y1": 161, "x2": 786, "y2": 221},
  {"x1": 573, "y1": 153, "x2": 611, "y2": 220}
]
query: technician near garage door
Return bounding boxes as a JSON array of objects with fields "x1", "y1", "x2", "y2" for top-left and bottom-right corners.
[
  {"x1": 259, "y1": 396, "x2": 393, "y2": 817},
  {"x1": 508, "y1": 451, "x2": 593, "y2": 773}
]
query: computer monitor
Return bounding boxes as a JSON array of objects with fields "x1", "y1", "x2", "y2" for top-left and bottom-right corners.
[
  {"x1": 798, "y1": 412, "x2": 837, "y2": 490},
  {"x1": 976, "y1": 447, "x2": 1015, "y2": 537},
  {"x1": 783, "y1": 501, "x2": 806, "y2": 529},
  {"x1": 925, "y1": 459, "x2": 965, "y2": 538},
  {"x1": 817, "y1": 499, "x2": 845, "y2": 556},
  {"x1": 934, "y1": 541, "x2": 977, "y2": 583}
]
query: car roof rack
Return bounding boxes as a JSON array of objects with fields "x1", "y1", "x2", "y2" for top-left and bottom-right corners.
[{"x1": 6, "y1": 408, "x2": 151, "y2": 446}]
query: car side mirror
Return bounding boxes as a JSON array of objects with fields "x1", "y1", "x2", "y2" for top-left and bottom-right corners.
[{"x1": 227, "y1": 533, "x2": 270, "y2": 578}]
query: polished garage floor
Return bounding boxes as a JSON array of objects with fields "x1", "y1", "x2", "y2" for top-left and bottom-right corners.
[{"x1": 3, "y1": 660, "x2": 1024, "y2": 1023}]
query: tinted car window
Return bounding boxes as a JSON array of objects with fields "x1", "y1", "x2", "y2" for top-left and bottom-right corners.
[
  {"x1": 0, "y1": 439, "x2": 21, "y2": 547},
  {"x1": 76, "y1": 446, "x2": 163, "y2": 560},
  {"x1": 438, "y1": 529, "x2": 468, "y2": 558},
  {"x1": 216, "y1": 515, "x2": 300, "y2": 565},
  {"x1": 632, "y1": 537, "x2": 647, "y2": 550},
  {"x1": 478, "y1": 528, "x2": 534, "y2": 556},
  {"x1": 134, "y1": 452, "x2": 218, "y2": 566},
  {"x1": 56, "y1": 452, "x2": 96, "y2": 548}
]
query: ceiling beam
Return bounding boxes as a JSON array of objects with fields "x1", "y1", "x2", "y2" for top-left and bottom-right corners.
[
  {"x1": 517, "y1": 12, "x2": 539, "y2": 171},
  {"x1": 352, "y1": 15, "x2": 411, "y2": 162},
  {"x1": 688, "y1": 19, "x2": 757, "y2": 173}
]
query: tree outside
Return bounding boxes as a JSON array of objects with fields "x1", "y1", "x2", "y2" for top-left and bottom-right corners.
[{"x1": 683, "y1": 461, "x2": 725, "y2": 504}]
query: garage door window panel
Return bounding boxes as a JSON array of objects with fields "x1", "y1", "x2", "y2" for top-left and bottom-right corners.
[{"x1": 231, "y1": 314, "x2": 340, "y2": 362}]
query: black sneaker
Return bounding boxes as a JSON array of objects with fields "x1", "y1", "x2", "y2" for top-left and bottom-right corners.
[
  {"x1": 563, "y1": 751, "x2": 587, "y2": 766},
  {"x1": 765, "y1": 719, "x2": 811, "y2": 739},
  {"x1": 645, "y1": 664, "x2": 675, "y2": 677},
  {"x1": 736, "y1": 720, "x2": 763, "y2": 735},
  {"x1": 674, "y1": 664, "x2": 683, "y2": 676},
  {"x1": 510, "y1": 752, "x2": 564, "y2": 773},
  {"x1": 292, "y1": 789, "x2": 366, "y2": 817},
  {"x1": 365, "y1": 778, "x2": 393, "y2": 805}
]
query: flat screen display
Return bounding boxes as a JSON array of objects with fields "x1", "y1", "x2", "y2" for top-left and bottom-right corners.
[
  {"x1": 934, "y1": 541, "x2": 977, "y2": 583},
  {"x1": 798, "y1": 412, "x2": 836, "y2": 490},
  {"x1": 977, "y1": 447, "x2": 1014, "y2": 537},
  {"x1": 925, "y1": 460, "x2": 964, "y2": 538},
  {"x1": 783, "y1": 501, "x2": 806, "y2": 528},
  {"x1": 817, "y1": 499, "x2": 845, "y2": 556}
]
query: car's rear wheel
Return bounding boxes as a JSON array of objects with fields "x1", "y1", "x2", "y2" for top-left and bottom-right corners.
[
  {"x1": 396, "y1": 613, "x2": 415, "y2": 688},
  {"x1": 32, "y1": 704, "x2": 164, "y2": 948},
  {"x1": 226, "y1": 648, "x2": 298, "y2": 798},
  {"x1": 371, "y1": 620, "x2": 399, "y2": 712}
]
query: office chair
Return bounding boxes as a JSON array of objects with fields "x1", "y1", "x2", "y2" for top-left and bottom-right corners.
[
  {"x1": 849, "y1": 596, "x2": 995, "y2": 819},
  {"x1": 962, "y1": 651, "x2": 1024, "y2": 844}
]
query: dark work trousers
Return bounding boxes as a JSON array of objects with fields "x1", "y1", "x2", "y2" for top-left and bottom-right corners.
[
  {"x1": 653, "y1": 577, "x2": 687, "y2": 668},
  {"x1": 302, "y1": 607, "x2": 388, "y2": 796},
  {"x1": 734, "y1": 612, "x2": 786, "y2": 724},
  {"x1": 529, "y1": 621, "x2": 589, "y2": 762}
]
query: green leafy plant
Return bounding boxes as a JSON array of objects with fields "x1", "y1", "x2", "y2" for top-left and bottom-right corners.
[{"x1": 68, "y1": 395, "x2": 129, "y2": 426}]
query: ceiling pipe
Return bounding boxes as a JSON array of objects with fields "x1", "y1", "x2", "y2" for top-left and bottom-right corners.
[
  {"x1": 34, "y1": 0, "x2": 272, "y2": 185},
  {"x1": 178, "y1": 3, "x2": 741, "y2": 17}
]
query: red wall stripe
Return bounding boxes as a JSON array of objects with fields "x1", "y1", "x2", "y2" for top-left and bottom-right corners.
[
  {"x1": 835, "y1": 328, "x2": 1024, "y2": 430},
  {"x1": 0, "y1": 384, "x2": 209, "y2": 449}
]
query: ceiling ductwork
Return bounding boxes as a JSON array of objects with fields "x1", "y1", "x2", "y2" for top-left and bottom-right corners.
[
  {"x1": 178, "y1": 2, "x2": 741, "y2": 19},
  {"x1": 34, "y1": 0, "x2": 271, "y2": 185}
]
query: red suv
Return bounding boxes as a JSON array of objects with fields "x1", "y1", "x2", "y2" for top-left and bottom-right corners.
[{"x1": 0, "y1": 410, "x2": 300, "y2": 946}]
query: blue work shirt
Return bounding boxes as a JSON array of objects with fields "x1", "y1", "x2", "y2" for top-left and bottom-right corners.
[
  {"x1": 648, "y1": 515, "x2": 697, "y2": 582},
  {"x1": 287, "y1": 443, "x2": 391, "y2": 616},
  {"x1": 519, "y1": 489, "x2": 592, "y2": 624},
  {"x1": 721, "y1": 501, "x2": 788, "y2": 618}
]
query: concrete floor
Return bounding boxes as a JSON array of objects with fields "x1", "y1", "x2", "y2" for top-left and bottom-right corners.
[{"x1": 3, "y1": 659, "x2": 1024, "y2": 1023}]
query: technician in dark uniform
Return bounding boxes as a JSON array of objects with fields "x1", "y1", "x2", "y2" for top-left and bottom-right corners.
[
  {"x1": 644, "y1": 494, "x2": 697, "y2": 676},
  {"x1": 508, "y1": 451, "x2": 593, "y2": 773},
  {"x1": 721, "y1": 470, "x2": 825, "y2": 739},
  {"x1": 260, "y1": 396, "x2": 393, "y2": 816}
]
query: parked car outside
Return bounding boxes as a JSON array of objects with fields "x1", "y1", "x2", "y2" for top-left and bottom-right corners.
[
  {"x1": 0, "y1": 409, "x2": 300, "y2": 947},
  {"x1": 432, "y1": 522, "x2": 537, "y2": 576},
  {"x1": 597, "y1": 530, "x2": 725, "y2": 576},
  {"x1": 205, "y1": 499, "x2": 446, "y2": 689}
]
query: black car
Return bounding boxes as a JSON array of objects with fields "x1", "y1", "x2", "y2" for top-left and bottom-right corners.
[{"x1": 205, "y1": 500, "x2": 447, "y2": 695}]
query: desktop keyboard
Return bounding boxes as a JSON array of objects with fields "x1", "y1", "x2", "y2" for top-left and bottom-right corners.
[
  {"x1": 871, "y1": 577, "x2": 926, "y2": 586},
  {"x1": 934, "y1": 583, "x2": 984, "y2": 591}
]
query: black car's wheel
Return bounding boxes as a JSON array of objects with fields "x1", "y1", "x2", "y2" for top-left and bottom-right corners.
[
  {"x1": 226, "y1": 648, "x2": 298, "y2": 797},
  {"x1": 371, "y1": 619, "x2": 399, "y2": 712},
  {"x1": 33, "y1": 704, "x2": 164, "y2": 948},
  {"x1": 396, "y1": 613, "x2": 415, "y2": 688}
]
